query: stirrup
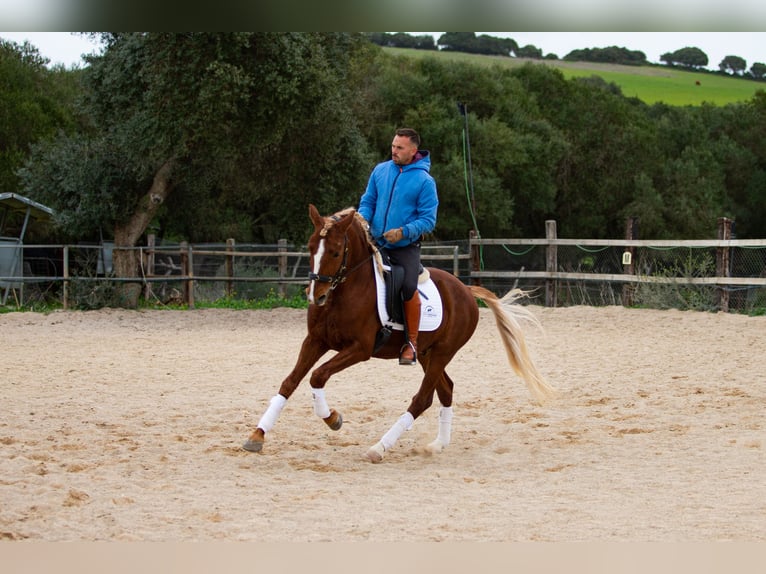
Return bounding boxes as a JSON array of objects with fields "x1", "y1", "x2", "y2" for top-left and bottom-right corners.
[{"x1": 399, "y1": 342, "x2": 417, "y2": 365}]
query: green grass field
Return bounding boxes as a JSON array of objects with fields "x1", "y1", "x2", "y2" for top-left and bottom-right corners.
[{"x1": 383, "y1": 47, "x2": 765, "y2": 106}]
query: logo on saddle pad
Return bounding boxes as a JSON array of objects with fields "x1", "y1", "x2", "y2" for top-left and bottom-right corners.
[{"x1": 373, "y1": 263, "x2": 443, "y2": 332}]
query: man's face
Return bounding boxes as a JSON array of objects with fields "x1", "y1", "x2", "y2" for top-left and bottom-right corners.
[{"x1": 391, "y1": 135, "x2": 418, "y2": 166}]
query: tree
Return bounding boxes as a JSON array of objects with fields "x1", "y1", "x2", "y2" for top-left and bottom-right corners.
[
  {"x1": 750, "y1": 62, "x2": 766, "y2": 80},
  {"x1": 514, "y1": 44, "x2": 544, "y2": 59},
  {"x1": 564, "y1": 46, "x2": 647, "y2": 66},
  {"x1": 476, "y1": 34, "x2": 517, "y2": 57},
  {"x1": 660, "y1": 47, "x2": 708, "y2": 69},
  {"x1": 437, "y1": 32, "x2": 479, "y2": 52},
  {"x1": 366, "y1": 32, "x2": 436, "y2": 50},
  {"x1": 0, "y1": 39, "x2": 79, "y2": 194},
  {"x1": 436, "y1": 32, "x2": 517, "y2": 56},
  {"x1": 697, "y1": 92, "x2": 766, "y2": 237},
  {"x1": 719, "y1": 55, "x2": 747, "y2": 75},
  {"x1": 20, "y1": 33, "x2": 371, "y2": 307}
]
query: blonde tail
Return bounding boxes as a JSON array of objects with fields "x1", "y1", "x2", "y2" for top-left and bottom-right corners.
[{"x1": 470, "y1": 286, "x2": 556, "y2": 405}]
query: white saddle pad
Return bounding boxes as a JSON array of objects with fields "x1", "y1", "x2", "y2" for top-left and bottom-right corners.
[{"x1": 373, "y1": 263, "x2": 443, "y2": 332}]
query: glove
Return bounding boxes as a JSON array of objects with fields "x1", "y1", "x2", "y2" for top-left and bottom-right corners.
[{"x1": 383, "y1": 227, "x2": 404, "y2": 243}]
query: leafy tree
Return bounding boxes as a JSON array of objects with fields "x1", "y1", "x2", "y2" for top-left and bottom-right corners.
[
  {"x1": 437, "y1": 32, "x2": 478, "y2": 52},
  {"x1": 564, "y1": 46, "x2": 647, "y2": 66},
  {"x1": 622, "y1": 172, "x2": 665, "y2": 237},
  {"x1": 660, "y1": 47, "x2": 709, "y2": 69},
  {"x1": 696, "y1": 92, "x2": 766, "y2": 237},
  {"x1": 475, "y1": 34, "x2": 517, "y2": 57},
  {"x1": 514, "y1": 45, "x2": 544, "y2": 59},
  {"x1": 0, "y1": 39, "x2": 80, "y2": 194},
  {"x1": 20, "y1": 32, "x2": 371, "y2": 307},
  {"x1": 437, "y1": 32, "x2": 517, "y2": 57},
  {"x1": 719, "y1": 55, "x2": 747, "y2": 75},
  {"x1": 644, "y1": 103, "x2": 739, "y2": 238},
  {"x1": 510, "y1": 65, "x2": 659, "y2": 238},
  {"x1": 365, "y1": 32, "x2": 436, "y2": 50},
  {"x1": 657, "y1": 146, "x2": 727, "y2": 238},
  {"x1": 750, "y1": 62, "x2": 766, "y2": 80}
]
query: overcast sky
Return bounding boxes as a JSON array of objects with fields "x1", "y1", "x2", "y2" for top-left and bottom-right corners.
[
  {"x1": 2, "y1": 31, "x2": 765, "y2": 70},
  {"x1": 1, "y1": 31, "x2": 100, "y2": 67}
]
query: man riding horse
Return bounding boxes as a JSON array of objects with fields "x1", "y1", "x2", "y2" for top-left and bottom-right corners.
[{"x1": 358, "y1": 128, "x2": 438, "y2": 365}]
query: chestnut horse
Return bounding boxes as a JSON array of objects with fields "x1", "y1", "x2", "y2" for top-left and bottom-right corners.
[{"x1": 243, "y1": 204, "x2": 554, "y2": 462}]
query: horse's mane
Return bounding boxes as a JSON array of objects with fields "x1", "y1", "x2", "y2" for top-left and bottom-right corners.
[{"x1": 324, "y1": 207, "x2": 384, "y2": 274}]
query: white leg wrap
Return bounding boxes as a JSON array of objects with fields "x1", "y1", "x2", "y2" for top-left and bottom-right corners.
[
  {"x1": 256, "y1": 394, "x2": 287, "y2": 433},
  {"x1": 311, "y1": 387, "x2": 331, "y2": 419},
  {"x1": 380, "y1": 412, "x2": 415, "y2": 451},
  {"x1": 436, "y1": 406, "x2": 453, "y2": 446}
]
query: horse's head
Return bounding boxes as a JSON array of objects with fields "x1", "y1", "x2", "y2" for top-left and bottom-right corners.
[{"x1": 306, "y1": 204, "x2": 357, "y2": 306}]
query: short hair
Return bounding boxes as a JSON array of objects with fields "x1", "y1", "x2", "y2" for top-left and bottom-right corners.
[{"x1": 395, "y1": 128, "x2": 420, "y2": 147}]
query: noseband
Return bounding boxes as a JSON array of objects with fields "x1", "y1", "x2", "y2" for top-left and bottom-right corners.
[{"x1": 308, "y1": 235, "x2": 349, "y2": 290}]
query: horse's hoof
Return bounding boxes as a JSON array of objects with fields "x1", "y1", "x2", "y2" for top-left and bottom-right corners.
[
  {"x1": 243, "y1": 428, "x2": 265, "y2": 453},
  {"x1": 364, "y1": 442, "x2": 385, "y2": 463},
  {"x1": 324, "y1": 409, "x2": 343, "y2": 431},
  {"x1": 242, "y1": 439, "x2": 263, "y2": 453},
  {"x1": 425, "y1": 439, "x2": 445, "y2": 455}
]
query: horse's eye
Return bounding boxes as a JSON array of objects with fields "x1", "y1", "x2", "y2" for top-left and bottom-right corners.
[{"x1": 332, "y1": 251, "x2": 340, "y2": 258}]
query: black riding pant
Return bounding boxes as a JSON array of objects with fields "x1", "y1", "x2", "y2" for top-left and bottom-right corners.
[{"x1": 382, "y1": 241, "x2": 421, "y2": 301}]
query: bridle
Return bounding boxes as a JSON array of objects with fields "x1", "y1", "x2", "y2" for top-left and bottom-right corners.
[
  {"x1": 308, "y1": 232, "x2": 373, "y2": 291},
  {"x1": 308, "y1": 234, "x2": 349, "y2": 290}
]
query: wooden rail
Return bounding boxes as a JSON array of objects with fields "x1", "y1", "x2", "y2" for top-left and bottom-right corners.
[
  {"x1": 2, "y1": 220, "x2": 764, "y2": 311},
  {"x1": 469, "y1": 217, "x2": 766, "y2": 310}
]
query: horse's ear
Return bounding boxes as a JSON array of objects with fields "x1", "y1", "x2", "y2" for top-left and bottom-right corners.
[
  {"x1": 309, "y1": 204, "x2": 324, "y2": 230},
  {"x1": 335, "y1": 208, "x2": 356, "y2": 232}
]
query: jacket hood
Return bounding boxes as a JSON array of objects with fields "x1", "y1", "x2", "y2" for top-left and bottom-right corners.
[{"x1": 405, "y1": 150, "x2": 431, "y2": 171}]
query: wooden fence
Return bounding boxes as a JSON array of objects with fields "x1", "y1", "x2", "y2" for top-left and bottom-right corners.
[
  {"x1": 2, "y1": 218, "x2": 765, "y2": 312},
  {"x1": 468, "y1": 218, "x2": 766, "y2": 312}
]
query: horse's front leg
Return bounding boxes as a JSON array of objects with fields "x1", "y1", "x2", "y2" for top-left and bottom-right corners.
[
  {"x1": 308, "y1": 342, "x2": 371, "y2": 433},
  {"x1": 242, "y1": 335, "x2": 327, "y2": 453}
]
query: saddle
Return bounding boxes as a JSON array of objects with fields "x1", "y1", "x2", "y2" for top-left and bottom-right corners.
[
  {"x1": 372, "y1": 251, "x2": 427, "y2": 354},
  {"x1": 377, "y1": 250, "x2": 426, "y2": 322}
]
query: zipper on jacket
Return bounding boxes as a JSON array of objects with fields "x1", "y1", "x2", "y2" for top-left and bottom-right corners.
[{"x1": 382, "y1": 167, "x2": 403, "y2": 234}]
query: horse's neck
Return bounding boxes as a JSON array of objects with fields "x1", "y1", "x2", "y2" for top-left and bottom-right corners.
[
  {"x1": 345, "y1": 227, "x2": 377, "y2": 280},
  {"x1": 354, "y1": 232, "x2": 375, "y2": 265}
]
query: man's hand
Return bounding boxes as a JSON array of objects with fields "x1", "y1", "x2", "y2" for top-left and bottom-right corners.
[{"x1": 383, "y1": 227, "x2": 404, "y2": 243}]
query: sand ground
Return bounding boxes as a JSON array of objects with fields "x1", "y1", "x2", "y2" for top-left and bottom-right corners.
[{"x1": 1, "y1": 305, "x2": 763, "y2": 541}]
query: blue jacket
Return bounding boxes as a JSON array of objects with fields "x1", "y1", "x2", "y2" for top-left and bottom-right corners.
[{"x1": 358, "y1": 151, "x2": 438, "y2": 248}]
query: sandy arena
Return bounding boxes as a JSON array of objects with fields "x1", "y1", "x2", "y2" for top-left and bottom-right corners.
[{"x1": 1, "y1": 305, "x2": 763, "y2": 541}]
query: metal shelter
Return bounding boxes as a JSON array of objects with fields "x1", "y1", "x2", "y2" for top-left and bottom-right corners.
[{"x1": 0, "y1": 193, "x2": 55, "y2": 304}]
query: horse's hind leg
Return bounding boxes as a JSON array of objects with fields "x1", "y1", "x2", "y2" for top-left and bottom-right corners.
[
  {"x1": 365, "y1": 359, "x2": 448, "y2": 463},
  {"x1": 426, "y1": 371, "x2": 455, "y2": 454}
]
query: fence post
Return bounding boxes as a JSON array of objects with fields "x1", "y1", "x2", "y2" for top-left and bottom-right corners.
[
  {"x1": 62, "y1": 245, "x2": 69, "y2": 310},
  {"x1": 622, "y1": 217, "x2": 638, "y2": 306},
  {"x1": 144, "y1": 234, "x2": 155, "y2": 300},
  {"x1": 180, "y1": 241, "x2": 195, "y2": 309},
  {"x1": 469, "y1": 229, "x2": 481, "y2": 286},
  {"x1": 452, "y1": 245, "x2": 459, "y2": 277},
  {"x1": 545, "y1": 220, "x2": 557, "y2": 307},
  {"x1": 278, "y1": 238, "x2": 287, "y2": 298},
  {"x1": 226, "y1": 238, "x2": 235, "y2": 297},
  {"x1": 716, "y1": 217, "x2": 732, "y2": 312}
]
